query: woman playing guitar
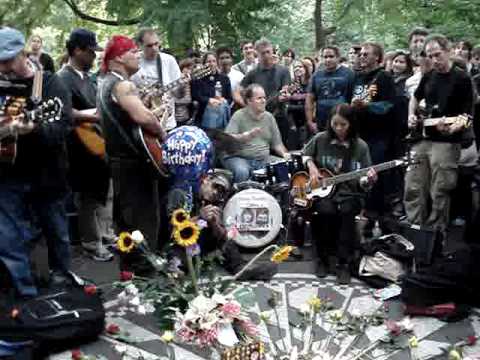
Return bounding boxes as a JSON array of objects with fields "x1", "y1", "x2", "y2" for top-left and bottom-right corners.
[{"x1": 302, "y1": 103, "x2": 377, "y2": 284}]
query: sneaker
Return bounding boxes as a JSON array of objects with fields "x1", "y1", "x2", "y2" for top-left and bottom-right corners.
[
  {"x1": 316, "y1": 260, "x2": 327, "y2": 278},
  {"x1": 336, "y1": 264, "x2": 351, "y2": 285},
  {"x1": 82, "y1": 242, "x2": 114, "y2": 262}
]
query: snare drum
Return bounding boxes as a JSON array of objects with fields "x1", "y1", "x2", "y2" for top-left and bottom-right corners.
[
  {"x1": 271, "y1": 160, "x2": 290, "y2": 184},
  {"x1": 223, "y1": 188, "x2": 282, "y2": 248}
]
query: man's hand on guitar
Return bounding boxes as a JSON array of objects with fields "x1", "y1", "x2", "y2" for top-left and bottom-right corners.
[
  {"x1": 408, "y1": 114, "x2": 418, "y2": 129},
  {"x1": 359, "y1": 167, "x2": 378, "y2": 189},
  {"x1": 9, "y1": 116, "x2": 35, "y2": 136},
  {"x1": 307, "y1": 121, "x2": 318, "y2": 134}
]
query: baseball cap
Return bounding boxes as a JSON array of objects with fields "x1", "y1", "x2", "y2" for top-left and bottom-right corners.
[
  {"x1": 67, "y1": 28, "x2": 103, "y2": 52},
  {"x1": 0, "y1": 27, "x2": 25, "y2": 61}
]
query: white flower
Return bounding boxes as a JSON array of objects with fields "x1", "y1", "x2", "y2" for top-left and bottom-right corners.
[
  {"x1": 129, "y1": 296, "x2": 140, "y2": 306},
  {"x1": 298, "y1": 304, "x2": 310, "y2": 315},
  {"x1": 131, "y1": 230, "x2": 144, "y2": 244},
  {"x1": 400, "y1": 317, "x2": 414, "y2": 331},
  {"x1": 144, "y1": 302, "x2": 156, "y2": 313},
  {"x1": 125, "y1": 283, "x2": 139, "y2": 296},
  {"x1": 350, "y1": 309, "x2": 362, "y2": 318},
  {"x1": 137, "y1": 305, "x2": 146, "y2": 315}
]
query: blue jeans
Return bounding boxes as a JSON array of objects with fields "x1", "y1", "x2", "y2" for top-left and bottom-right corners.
[
  {"x1": 0, "y1": 181, "x2": 71, "y2": 296},
  {"x1": 222, "y1": 157, "x2": 266, "y2": 183},
  {"x1": 201, "y1": 101, "x2": 230, "y2": 130}
]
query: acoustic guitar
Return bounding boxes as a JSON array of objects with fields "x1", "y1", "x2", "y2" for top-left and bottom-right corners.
[
  {"x1": 289, "y1": 154, "x2": 417, "y2": 208},
  {"x1": 406, "y1": 114, "x2": 472, "y2": 143},
  {"x1": 0, "y1": 97, "x2": 63, "y2": 163},
  {"x1": 75, "y1": 66, "x2": 214, "y2": 160}
]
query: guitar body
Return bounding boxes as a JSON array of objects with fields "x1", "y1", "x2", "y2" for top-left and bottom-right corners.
[
  {"x1": 290, "y1": 169, "x2": 336, "y2": 208},
  {"x1": 74, "y1": 123, "x2": 106, "y2": 159},
  {"x1": 133, "y1": 127, "x2": 169, "y2": 178}
]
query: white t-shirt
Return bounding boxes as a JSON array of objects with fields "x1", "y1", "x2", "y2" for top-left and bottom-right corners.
[
  {"x1": 132, "y1": 52, "x2": 181, "y2": 130},
  {"x1": 227, "y1": 68, "x2": 244, "y2": 92}
]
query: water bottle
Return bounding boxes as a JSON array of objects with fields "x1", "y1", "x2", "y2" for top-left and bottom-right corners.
[
  {"x1": 214, "y1": 81, "x2": 222, "y2": 98},
  {"x1": 372, "y1": 220, "x2": 382, "y2": 238}
]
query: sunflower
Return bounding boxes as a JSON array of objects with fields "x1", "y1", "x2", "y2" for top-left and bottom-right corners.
[
  {"x1": 117, "y1": 232, "x2": 136, "y2": 253},
  {"x1": 171, "y1": 208, "x2": 190, "y2": 228},
  {"x1": 173, "y1": 220, "x2": 200, "y2": 247},
  {"x1": 270, "y1": 245, "x2": 295, "y2": 264}
]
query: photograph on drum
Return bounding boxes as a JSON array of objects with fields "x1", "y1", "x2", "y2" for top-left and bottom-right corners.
[{"x1": 239, "y1": 207, "x2": 271, "y2": 232}]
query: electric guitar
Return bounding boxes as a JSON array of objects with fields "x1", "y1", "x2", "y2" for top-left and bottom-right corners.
[
  {"x1": 406, "y1": 114, "x2": 472, "y2": 143},
  {"x1": 289, "y1": 153, "x2": 418, "y2": 208},
  {"x1": 0, "y1": 97, "x2": 63, "y2": 163}
]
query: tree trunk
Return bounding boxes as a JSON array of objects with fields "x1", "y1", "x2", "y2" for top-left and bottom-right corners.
[{"x1": 314, "y1": 0, "x2": 335, "y2": 50}]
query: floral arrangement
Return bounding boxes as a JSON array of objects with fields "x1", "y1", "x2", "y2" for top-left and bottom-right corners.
[{"x1": 107, "y1": 209, "x2": 294, "y2": 354}]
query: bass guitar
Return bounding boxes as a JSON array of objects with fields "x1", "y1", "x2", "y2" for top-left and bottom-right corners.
[
  {"x1": 0, "y1": 97, "x2": 63, "y2": 163},
  {"x1": 289, "y1": 153, "x2": 417, "y2": 208}
]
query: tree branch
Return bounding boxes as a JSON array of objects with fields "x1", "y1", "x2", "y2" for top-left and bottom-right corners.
[{"x1": 61, "y1": 0, "x2": 143, "y2": 26}]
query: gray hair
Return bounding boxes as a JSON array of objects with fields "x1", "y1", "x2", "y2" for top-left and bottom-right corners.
[
  {"x1": 254, "y1": 38, "x2": 272, "y2": 52},
  {"x1": 425, "y1": 33, "x2": 451, "y2": 52}
]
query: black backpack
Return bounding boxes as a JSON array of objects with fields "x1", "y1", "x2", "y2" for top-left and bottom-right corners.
[{"x1": 0, "y1": 288, "x2": 105, "y2": 358}]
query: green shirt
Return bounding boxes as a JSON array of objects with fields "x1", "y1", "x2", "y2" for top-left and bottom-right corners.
[{"x1": 225, "y1": 108, "x2": 283, "y2": 160}]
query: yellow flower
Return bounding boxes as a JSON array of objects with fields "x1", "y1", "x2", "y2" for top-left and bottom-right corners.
[
  {"x1": 173, "y1": 220, "x2": 200, "y2": 247},
  {"x1": 409, "y1": 336, "x2": 418, "y2": 348},
  {"x1": 161, "y1": 330, "x2": 174, "y2": 343},
  {"x1": 308, "y1": 296, "x2": 322, "y2": 312},
  {"x1": 449, "y1": 349, "x2": 462, "y2": 360},
  {"x1": 117, "y1": 232, "x2": 135, "y2": 253},
  {"x1": 171, "y1": 209, "x2": 190, "y2": 228},
  {"x1": 271, "y1": 246, "x2": 295, "y2": 264},
  {"x1": 329, "y1": 310, "x2": 344, "y2": 321},
  {"x1": 259, "y1": 311, "x2": 271, "y2": 322}
]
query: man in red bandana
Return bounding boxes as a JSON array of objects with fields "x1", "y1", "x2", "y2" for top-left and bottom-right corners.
[{"x1": 98, "y1": 35, "x2": 165, "y2": 254}]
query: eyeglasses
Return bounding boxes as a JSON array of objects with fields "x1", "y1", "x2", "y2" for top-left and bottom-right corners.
[
  {"x1": 359, "y1": 53, "x2": 370, "y2": 57},
  {"x1": 145, "y1": 42, "x2": 159, "y2": 48}
]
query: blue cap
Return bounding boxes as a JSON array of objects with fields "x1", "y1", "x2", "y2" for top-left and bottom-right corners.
[
  {"x1": 0, "y1": 27, "x2": 25, "y2": 61},
  {"x1": 67, "y1": 28, "x2": 103, "y2": 51}
]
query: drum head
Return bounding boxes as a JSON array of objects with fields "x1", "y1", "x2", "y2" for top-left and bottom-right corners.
[{"x1": 223, "y1": 188, "x2": 282, "y2": 248}]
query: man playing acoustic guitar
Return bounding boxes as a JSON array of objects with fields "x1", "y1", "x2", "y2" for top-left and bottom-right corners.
[
  {"x1": 405, "y1": 34, "x2": 474, "y2": 232},
  {"x1": 0, "y1": 27, "x2": 73, "y2": 297},
  {"x1": 98, "y1": 35, "x2": 166, "y2": 253}
]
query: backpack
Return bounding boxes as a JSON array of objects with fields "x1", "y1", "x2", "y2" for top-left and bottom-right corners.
[{"x1": 0, "y1": 288, "x2": 105, "y2": 358}]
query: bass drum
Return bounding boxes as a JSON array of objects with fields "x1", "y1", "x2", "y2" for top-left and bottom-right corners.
[{"x1": 223, "y1": 188, "x2": 282, "y2": 249}]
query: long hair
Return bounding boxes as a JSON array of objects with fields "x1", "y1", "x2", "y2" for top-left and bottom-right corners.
[{"x1": 326, "y1": 103, "x2": 358, "y2": 142}]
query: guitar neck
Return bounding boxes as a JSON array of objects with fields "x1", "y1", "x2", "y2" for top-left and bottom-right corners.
[
  {"x1": 423, "y1": 116, "x2": 458, "y2": 127},
  {"x1": 160, "y1": 77, "x2": 189, "y2": 93},
  {"x1": 325, "y1": 160, "x2": 402, "y2": 186}
]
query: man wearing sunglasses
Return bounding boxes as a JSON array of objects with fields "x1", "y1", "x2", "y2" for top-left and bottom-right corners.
[{"x1": 131, "y1": 28, "x2": 181, "y2": 130}]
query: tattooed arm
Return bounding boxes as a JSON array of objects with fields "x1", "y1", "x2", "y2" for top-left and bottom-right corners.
[{"x1": 113, "y1": 80, "x2": 165, "y2": 138}]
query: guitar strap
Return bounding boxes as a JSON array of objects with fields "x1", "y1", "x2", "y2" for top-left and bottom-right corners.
[{"x1": 156, "y1": 53, "x2": 163, "y2": 86}]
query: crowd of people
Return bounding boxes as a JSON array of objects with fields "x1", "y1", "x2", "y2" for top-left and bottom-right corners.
[{"x1": 0, "y1": 24, "x2": 479, "y2": 298}]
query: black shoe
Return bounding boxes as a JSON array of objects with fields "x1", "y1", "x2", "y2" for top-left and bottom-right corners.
[
  {"x1": 235, "y1": 262, "x2": 278, "y2": 281},
  {"x1": 336, "y1": 264, "x2": 351, "y2": 285},
  {"x1": 316, "y1": 260, "x2": 327, "y2": 278},
  {"x1": 48, "y1": 271, "x2": 74, "y2": 289}
]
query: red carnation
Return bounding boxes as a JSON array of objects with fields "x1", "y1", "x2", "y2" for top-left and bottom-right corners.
[
  {"x1": 106, "y1": 323, "x2": 120, "y2": 335},
  {"x1": 84, "y1": 285, "x2": 97, "y2": 295},
  {"x1": 120, "y1": 271, "x2": 134, "y2": 282},
  {"x1": 467, "y1": 335, "x2": 477, "y2": 346},
  {"x1": 71, "y1": 349, "x2": 83, "y2": 360}
]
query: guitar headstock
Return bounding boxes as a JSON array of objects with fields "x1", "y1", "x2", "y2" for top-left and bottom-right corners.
[
  {"x1": 191, "y1": 65, "x2": 214, "y2": 80},
  {"x1": 30, "y1": 97, "x2": 63, "y2": 124},
  {"x1": 455, "y1": 114, "x2": 473, "y2": 128},
  {"x1": 402, "y1": 150, "x2": 422, "y2": 171}
]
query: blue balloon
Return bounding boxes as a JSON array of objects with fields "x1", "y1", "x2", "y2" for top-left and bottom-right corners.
[{"x1": 162, "y1": 126, "x2": 213, "y2": 186}]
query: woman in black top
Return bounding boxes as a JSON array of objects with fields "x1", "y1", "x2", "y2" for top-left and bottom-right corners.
[
  {"x1": 287, "y1": 60, "x2": 311, "y2": 148},
  {"x1": 191, "y1": 52, "x2": 232, "y2": 129},
  {"x1": 303, "y1": 104, "x2": 377, "y2": 284}
]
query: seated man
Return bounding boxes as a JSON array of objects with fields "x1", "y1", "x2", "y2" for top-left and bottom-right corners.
[{"x1": 222, "y1": 83, "x2": 289, "y2": 183}]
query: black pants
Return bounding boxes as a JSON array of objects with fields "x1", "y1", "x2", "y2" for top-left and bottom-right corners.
[
  {"x1": 311, "y1": 197, "x2": 361, "y2": 264},
  {"x1": 110, "y1": 158, "x2": 160, "y2": 252}
]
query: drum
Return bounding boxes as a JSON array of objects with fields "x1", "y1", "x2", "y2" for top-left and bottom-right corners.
[
  {"x1": 223, "y1": 188, "x2": 282, "y2": 248},
  {"x1": 271, "y1": 160, "x2": 290, "y2": 184}
]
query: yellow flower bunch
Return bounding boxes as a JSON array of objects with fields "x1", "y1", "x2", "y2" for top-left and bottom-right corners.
[
  {"x1": 171, "y1": 208, "x2": 190, "y2": 228},
  {"x1": 271, "y1": 246, "x2": 295, "y2": 264},
  {"x1": 308, "y1": 296, "x2": 322, "y2": 312}
]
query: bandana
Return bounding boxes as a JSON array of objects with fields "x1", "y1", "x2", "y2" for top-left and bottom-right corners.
[{"x1": 101, "y1": 35, "x2": 137, "y2": 73}]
